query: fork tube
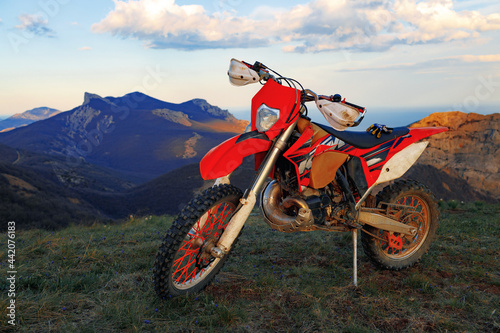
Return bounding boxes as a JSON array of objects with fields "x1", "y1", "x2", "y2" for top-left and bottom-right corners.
[
  {"x1": 247, "y1": 121, "x2": 298, "y2": 196},
  {"x1": 212, "y1": 121, "x2": 298, "y2": 257}
]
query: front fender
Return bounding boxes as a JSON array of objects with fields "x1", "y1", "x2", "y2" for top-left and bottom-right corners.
[{"x1": 200, "y1": 130, "x2": 272, "y2": 180}]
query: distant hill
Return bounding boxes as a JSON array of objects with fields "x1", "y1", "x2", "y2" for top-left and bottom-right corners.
[
  {"x1": 0, "y1": 143, "x2": 117, "y2": 229},
  {"x1": 0, "y1": 107, "x2": 60, "y2": 132},
  {"x1": 0, "y1": 142, "x2": 253, "y2": 229},
  {"x1": 0, "y1": 92, "x2": 248, "y2": 181},
  {"x1": 124, "y1": 157, "x2": 255, "y2": 217},
  {"x1": 407, "y1": 111, "x2": 499, "y2": 203}
]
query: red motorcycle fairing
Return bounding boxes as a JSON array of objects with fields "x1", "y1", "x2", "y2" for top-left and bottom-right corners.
[
  {"x1": 283, "y1": 123, "x2": 448, "y2": 191},
  {"x1": 201, "y1": 79, "x2": 301, "y2": 181},
  {"x1": 200, "y1": 130, "x2": 272, "y2": 180},
  {"x1": 251, "y1": 79, "x2": 301, "y2": 139}
]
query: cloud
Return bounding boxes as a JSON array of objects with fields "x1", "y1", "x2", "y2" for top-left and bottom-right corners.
[
  {"x1": 79, "y1": 46, "x2": 92, "y2": 51},
  {"x1": 91, "y1": 0, "x2": 269, "y2": 50},
  {"x1": 91, "y1": 0, "x2": 500, "y2": 52},
  {"x1": 15, "y1": 14, "x2": 56, "y2": 37},
  {"x1": 279, "y1": 0, "x2": 500, "y2": 52},
  {"x1": 339, "y1": 54, "x2": 500, "y2": 72},
  {"x1": 392, "y1": 0, "x2": 500, "y2": 43},
  {"x1": 455, "y1": 54, "x2": 500, "y2": 62}
]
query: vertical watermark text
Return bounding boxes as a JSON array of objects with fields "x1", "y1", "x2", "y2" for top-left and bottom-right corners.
[{"x1": 6, "y1": 221, "x2": 17, "y2": 326}]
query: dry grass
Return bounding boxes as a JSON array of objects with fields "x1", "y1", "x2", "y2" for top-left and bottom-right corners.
[{"x1": 0, "y1": 202, "x2": 498, "y2": 332}]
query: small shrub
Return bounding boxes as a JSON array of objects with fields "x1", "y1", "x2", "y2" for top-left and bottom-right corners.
[
  {"x1": 474, "y1": 201, "x2": 484, "y2": 208},
  {"x1": 438, "y1": 200, "x2": 447, "y2": 209},
  {"x1": 447, "y1": 200, "x2": 459, "y2": 209}
]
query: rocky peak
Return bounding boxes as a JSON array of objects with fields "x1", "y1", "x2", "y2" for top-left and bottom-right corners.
[
  {"x1": 83, "y1": 92, "x2": 114, "y2": 106},
  {"x1": 410, "y1": 111, "x2": 499, "y2": 202},
  {"x1": 410, "y1": 111, "x2": 496, "y2": 131}
]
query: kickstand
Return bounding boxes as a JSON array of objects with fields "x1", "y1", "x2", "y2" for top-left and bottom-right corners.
[{"x1": 352, "y1": 229, "x2": 358, "y2": 287}]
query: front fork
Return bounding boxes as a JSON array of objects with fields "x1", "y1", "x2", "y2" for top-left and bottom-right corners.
[{"x1": 210, "y1": 120, "x2": 298, "y2": 258}]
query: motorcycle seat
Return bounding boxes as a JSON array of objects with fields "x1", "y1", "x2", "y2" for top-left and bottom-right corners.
[{"x1": 312, "y1": 122, "x2": 410, "y2": 149}]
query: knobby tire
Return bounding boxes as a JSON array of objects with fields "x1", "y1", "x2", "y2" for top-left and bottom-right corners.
[
  {"x1": 153, "y1": 184, "x2": 242, "y2": 298},
  {"x1": 361, "y1": 179, "x2": 439, "y2": 270}
]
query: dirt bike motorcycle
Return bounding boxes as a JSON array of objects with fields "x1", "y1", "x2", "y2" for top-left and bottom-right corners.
[{"x1": 153, "y1": 59, "x2": 448, "y2": 298}]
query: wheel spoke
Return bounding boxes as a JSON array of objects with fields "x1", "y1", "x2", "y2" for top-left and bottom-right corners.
[
  {"x1": 360, "y1": 181, "x2": 437, "y2": 271},
  {"x1": 379, "y1": 194, "x2": 430, "y2": 259},
  {"x1": 153, "y1": 184, "x2": 243, "y2": 298},
  {"x1": 217, "y1": 205, "x2": 232, "y2": 229},
  {"x1": 171, "y1": 201, "x2": 236, "y2": 288},
  {"x1": 198, "y1": 207, "x2": 217, "y2": 235},
  {"x1": 182, "y1": 263, "x2": 198, "y2": 284},
  {"x1": 204, "y1": 203, "x2": 229, "y2": 236},
  {"x1": 172, "y1": 248, "x2": 197, "y2": 280},
  {"x1": 177, "y1": 259, "x2": 197, "y2": 283}
]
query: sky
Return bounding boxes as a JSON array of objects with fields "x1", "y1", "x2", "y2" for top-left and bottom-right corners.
[{"x1": 0, "y1": 0, "x2": 499, "y2": 124}]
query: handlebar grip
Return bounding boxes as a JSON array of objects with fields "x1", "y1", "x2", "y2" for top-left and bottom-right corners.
[
  {"x1": 251, "y1": 61, "x2": 268, "y2": 72},
  {"x1": 318, "y1": 94, "x2": 342, "y2": 102}
]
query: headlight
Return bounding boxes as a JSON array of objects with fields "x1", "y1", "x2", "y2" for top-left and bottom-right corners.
[{"x1": 256, "y1": 103, "x2": 280, "y2": 132}]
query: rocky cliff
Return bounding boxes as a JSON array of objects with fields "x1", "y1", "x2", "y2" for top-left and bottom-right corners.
[{"x1": 407, "y1": 111, "x2": 499, "y2": 202}]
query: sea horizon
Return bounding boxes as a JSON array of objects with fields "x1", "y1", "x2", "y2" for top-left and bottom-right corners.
[{"x1": 232, "y1": 104, "x2": 499, "y2": 128}]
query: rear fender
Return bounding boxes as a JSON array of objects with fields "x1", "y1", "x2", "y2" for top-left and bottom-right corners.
[
  {"x1": 408, "y1": 126, "x2": 448, "y2": 140},
  {"x1": 370, "y1": 126, "x2": 448, "y2": 185},
  {"x1": 374, "y1": 141, "x2": 429, "y2": 185},
  {"x1": 200, "y1": 130, "x2": 272, "y2": 180}
]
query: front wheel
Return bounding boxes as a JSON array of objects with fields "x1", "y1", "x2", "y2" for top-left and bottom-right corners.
[
  {"x1": 361, "y1": 180, "x2": 439, "y2": 270},
  {"x1": 153, "y1": 184, "x2": 242, "y2": 298}
]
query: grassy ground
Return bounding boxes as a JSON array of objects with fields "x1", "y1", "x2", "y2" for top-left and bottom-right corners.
[{"x1": 1, "y1": 201, "x2": 499, "y2": 332}]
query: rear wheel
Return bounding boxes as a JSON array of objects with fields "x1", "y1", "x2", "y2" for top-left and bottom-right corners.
[
  {"x1": 361, "y1": 180, "x2": 439, "y2": 270},
  {"x1": 153, "y1": 184, "x2": 242, "y2": 298}
]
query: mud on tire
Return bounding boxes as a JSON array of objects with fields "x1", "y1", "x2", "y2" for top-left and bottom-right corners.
[
  {"x1": 153, "y1": 184, "x2": 242, "y2": 298},
  {"x1": 361, "y1": 179, "x2": 439, "y2": 270}
]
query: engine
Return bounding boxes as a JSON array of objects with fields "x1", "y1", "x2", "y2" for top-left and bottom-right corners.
[{"x1": 260, "y1": 180, "x2": 349, "y2": 233}]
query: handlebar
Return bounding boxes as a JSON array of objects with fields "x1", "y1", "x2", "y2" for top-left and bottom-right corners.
[
  {"x1": 239, "y1": 59, "x2": 366, "y2": 120},
  {"x1": 302, "y1": 89, "x2": 365, "y2": 114},
  {"x1": 242, "y1": 61, "x2": 271, "y2": 78},
  {"x1": 301, "y1": 89, "x2": 366, "y2": 128},
  {"x1": 302, "y1": 90, "x2": 342, "y2": 103}
]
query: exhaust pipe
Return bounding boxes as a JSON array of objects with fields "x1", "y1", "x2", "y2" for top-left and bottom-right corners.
[{"x1": 260, "y1": 180, "x2": 314, "y2": 232}]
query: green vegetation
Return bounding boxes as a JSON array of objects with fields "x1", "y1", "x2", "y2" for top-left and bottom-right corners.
[{"x1": 1, "y1": 202, "x2": 499, "y2": 332}]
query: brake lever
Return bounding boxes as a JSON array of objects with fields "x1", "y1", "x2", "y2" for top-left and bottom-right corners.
[{"x1": 351, "y1": 109, "x2": 367, "y2": 127}]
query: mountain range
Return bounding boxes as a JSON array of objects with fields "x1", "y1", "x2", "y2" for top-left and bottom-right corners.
[
  {"x1": 0, "y1": 92, "x2": 247, "y2": 181},
  {"x1": 0, "y1": 107, "x2": 60, "y2": 132},
  {"x1": 0, "y1": 92, "x2": 249, "y2": 228},
  {"x1": 0, "y1": 93, "x2": 497, "y2": 229}
]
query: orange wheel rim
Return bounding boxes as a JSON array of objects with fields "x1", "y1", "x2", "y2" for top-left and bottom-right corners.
[{"x1": 377, "y1": 194, "x2": 430, "y2": 260}]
